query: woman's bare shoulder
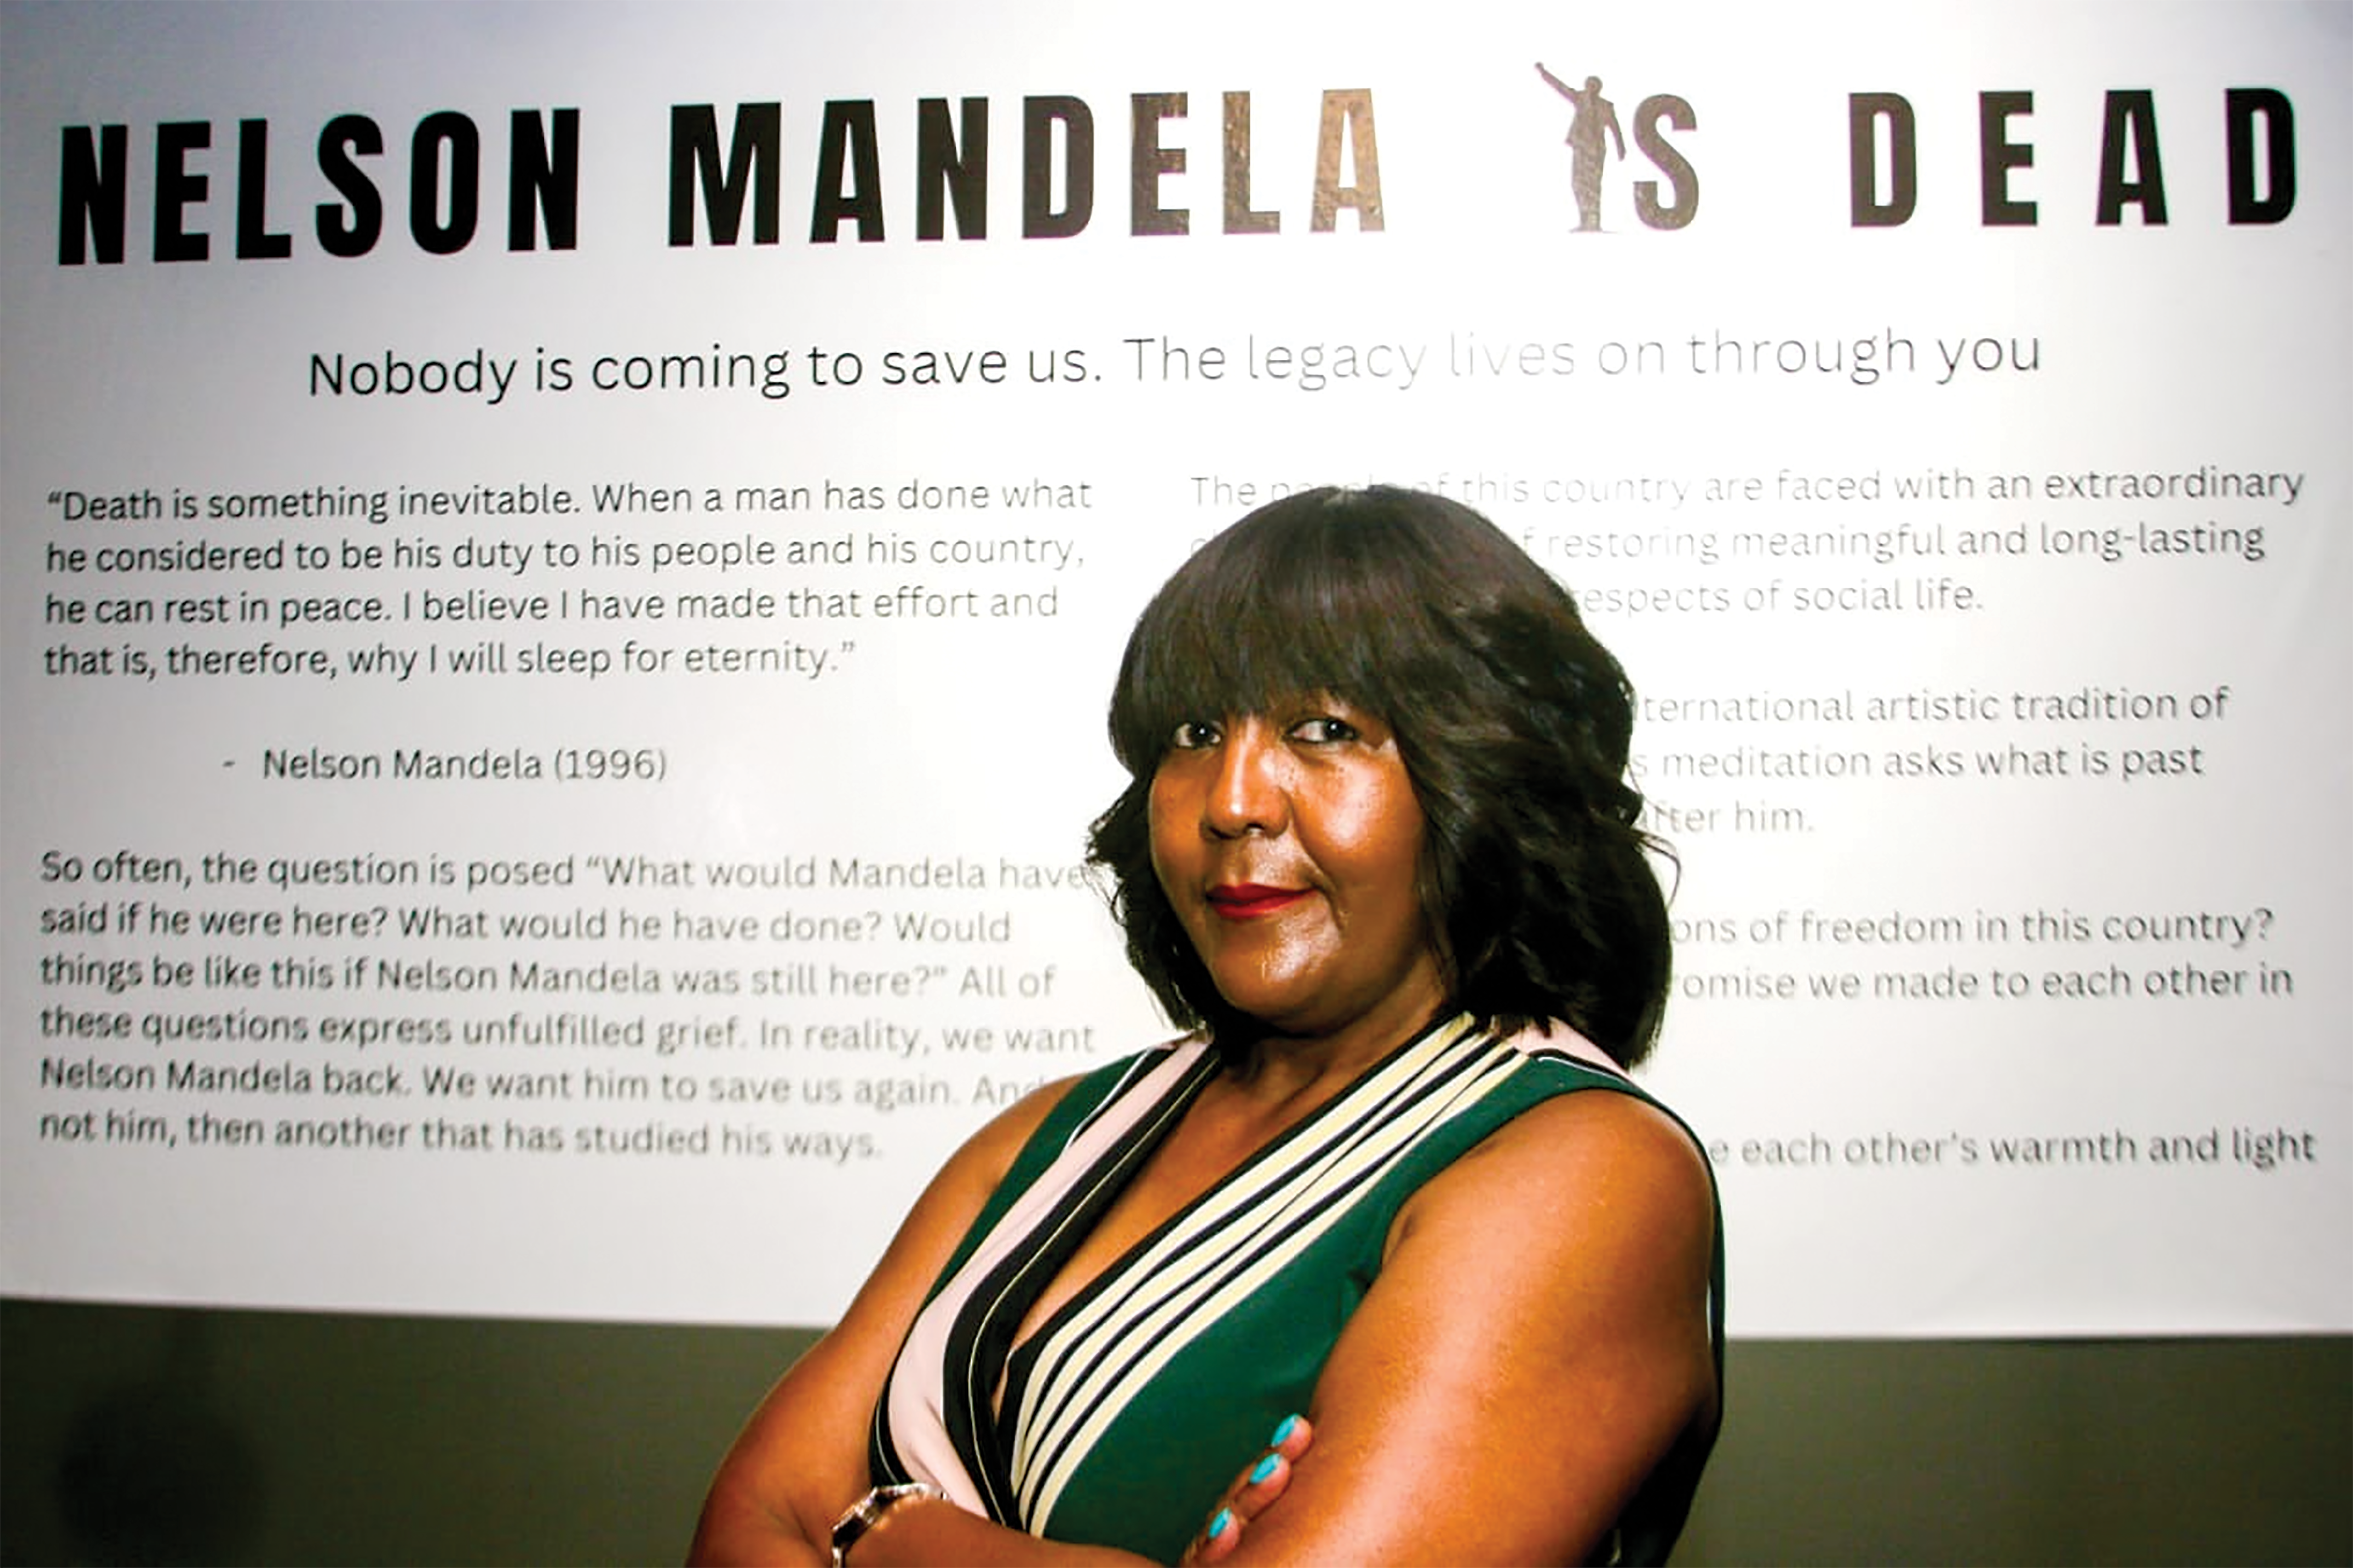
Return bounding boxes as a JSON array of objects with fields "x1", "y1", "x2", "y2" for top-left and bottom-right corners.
[
  {"x1": 938, "y1": 1070, "x2": 1091, "y2": 1193},
  {"x1": 941, "y1": 1042, "x2": 1202, "y2": 1199},
  {"x1": 1394, "y1": 1081, "x2": 1714, "y2": 1265}
]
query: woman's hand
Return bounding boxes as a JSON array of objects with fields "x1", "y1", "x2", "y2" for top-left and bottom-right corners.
[{"x1": 1179, "y1": 1415, "x2": 1315, "y2": 1566}]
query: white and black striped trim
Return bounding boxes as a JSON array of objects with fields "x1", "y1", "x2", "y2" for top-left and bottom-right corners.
[
  {"x1": 870, "y1": 1040, "x2": 1220, "y2": 1520},
  {"x1": 1006, "y1": 1017, "x2": 1536, "y2": 1530}
]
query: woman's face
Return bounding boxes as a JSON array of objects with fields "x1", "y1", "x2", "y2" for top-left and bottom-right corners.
[{"x1": 1148, "y1": 693, "x2": 1445, "y2": 1047}]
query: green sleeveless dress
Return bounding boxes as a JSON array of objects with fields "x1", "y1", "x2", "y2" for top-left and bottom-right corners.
[{"x1": 869, "y1": 1013, "x2": 1724, "y2": 1564}]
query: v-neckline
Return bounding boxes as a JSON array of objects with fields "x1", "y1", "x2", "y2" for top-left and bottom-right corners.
[{"x1": 996, "y1": 1011, "x2": 1473, "y2": 1396}]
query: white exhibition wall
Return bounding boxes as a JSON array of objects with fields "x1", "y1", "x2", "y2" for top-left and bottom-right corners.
[{"x1": 2, "y1": 2, "x2": 2345, "y2": 1334}]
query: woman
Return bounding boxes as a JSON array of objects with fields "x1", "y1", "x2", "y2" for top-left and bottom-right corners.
[{"x1": 692, "y1": 486, "x2": 1722, "y2": 1566}]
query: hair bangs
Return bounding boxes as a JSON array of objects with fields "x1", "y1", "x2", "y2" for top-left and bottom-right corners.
[{"x1": 1109, "y1": 504, "x2": 1424, "y2": 772}]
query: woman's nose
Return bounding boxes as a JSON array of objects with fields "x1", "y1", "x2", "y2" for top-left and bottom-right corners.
[{"x1": 1205, "y1": 722, "x2": 1288, "y2": 838}]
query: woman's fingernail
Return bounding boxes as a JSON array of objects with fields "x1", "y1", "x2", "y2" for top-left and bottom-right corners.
[
  {"x1": 1209, "y1": 1508, "x2": 1234, "y2": 1539},
  {"x1": 1270, "y1": 1414, "x2": 1301, "y2": 1446},
  {"x1": 1248, "y1": 1453, "x2": 1280, "y2": 1484}
]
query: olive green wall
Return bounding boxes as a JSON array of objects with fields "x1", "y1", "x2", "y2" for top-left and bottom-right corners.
[{"x1": 2, "y1": 1299, "x2": 2346, "y2": 1566}]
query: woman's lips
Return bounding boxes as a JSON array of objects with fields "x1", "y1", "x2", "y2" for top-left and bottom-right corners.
[{"x1": 1206, "y1": 884, "x2": 1308, "y2": 919}]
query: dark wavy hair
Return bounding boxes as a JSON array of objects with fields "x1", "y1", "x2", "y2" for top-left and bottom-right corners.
[{"x1": 1086, "y1": 485, "x2": 1674, "y2": 1068}]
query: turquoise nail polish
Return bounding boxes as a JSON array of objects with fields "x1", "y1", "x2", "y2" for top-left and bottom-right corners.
[
  {"x1": 1270, "y1": 1414, "x2": 1300, "y2": 1447},
  {"x1": 1209, "y1": 1508, "x2": 1234, "y2": 1539},
  {"x1": 1248, "y1": 1453, "x2": 1280, "y2": 1484}
]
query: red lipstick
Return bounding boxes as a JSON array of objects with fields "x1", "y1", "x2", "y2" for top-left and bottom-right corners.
[{"x1": 1207, "y1": 884, "x2": 1307, "y2": 919}]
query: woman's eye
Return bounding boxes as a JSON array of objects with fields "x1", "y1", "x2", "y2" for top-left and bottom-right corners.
[
  {"x1": 1170, "y1": 719, "x2": 1222, "y2": 749},
  {"x1": 1290, "y1": 716, "x2": 1359, "y2": 744}
]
